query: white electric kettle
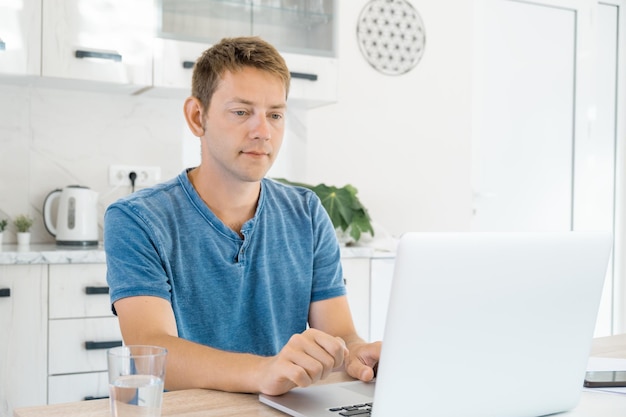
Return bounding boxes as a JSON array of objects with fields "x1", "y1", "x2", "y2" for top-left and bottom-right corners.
[{"x1": 43, "y1": 185, "x2": 99, "y2": 246}]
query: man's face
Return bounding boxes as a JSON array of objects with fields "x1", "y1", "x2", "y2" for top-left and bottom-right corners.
[{"x1": 201, "y1": 66, "x2": 287, "y2": 184}]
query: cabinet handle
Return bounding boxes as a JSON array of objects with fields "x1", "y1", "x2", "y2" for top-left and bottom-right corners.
[
  {"x1": 75, "y1": 49, "x2": 122, "y2": 62},
  {"x1": 290, "y1": 71, "x2": 318, "y2": 81},
  {"x1": 84, "y1": 395, "x2": 109, "y2": 401},
  {"x1": 85, "y1": 340, "x2": 122, "y2": 350},
  {"x1": 85, "y1": 286, "x2": 109, "y2": 295},
  {"x1": 0, "y1": 288, "x2": 10, "y2": 297},
  {"x1": 182, "y1": 60, "x2": 195, "y2": 69}
]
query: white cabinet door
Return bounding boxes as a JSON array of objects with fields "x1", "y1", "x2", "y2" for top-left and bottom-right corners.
[
  {"x1": 0, "y1": 265, "x2": 48, "y2": 417},
  {"x1": 41, "y1": 0, "x2": 155, "y2": 90},
  {"x1": 370, "y1": 258, "x2": 395, "y2": 342},
  {"x1": 158, "y1": 0, "x2": 336, "y2": 57},
  {"x1": 152, "y1": 38, "x2": 205, "y2": 97},
  {"x1": 283, "y1": 52, "x2": 338, "y2": 108},
  {"x1": 341, "y1": 258, "x2": 370, "y2": 341},
  {"x1": 0, "y1": 0, "x2": 41, "y2": 77},
  {"x1": 152, "y1": 38, "x2": 338, "y2": 106}
]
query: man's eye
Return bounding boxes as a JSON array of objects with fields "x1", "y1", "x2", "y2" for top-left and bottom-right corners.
[
  {"x1": 270, "y1": 113, "x2": 283, "y2": 120},
  {"x1": 235, "y1": 110, "x2": 247, "y2": 116}
]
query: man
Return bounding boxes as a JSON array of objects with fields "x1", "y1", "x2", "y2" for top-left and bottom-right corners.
[{"x1": 104, "y1": 36, "x2": 380, "y2": 396}]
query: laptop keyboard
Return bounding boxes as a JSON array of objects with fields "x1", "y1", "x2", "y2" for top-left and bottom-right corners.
[{"x1": 329, "y1": 402, "x2": 373, "y2": 416}]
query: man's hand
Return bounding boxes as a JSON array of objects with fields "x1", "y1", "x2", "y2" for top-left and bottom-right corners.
[
  {"x1": 256, "y1": 328, "x2": 349, "y2": 396},
  {"x1": 344, "y1": 341, "x2": 382, "y2": 382}
]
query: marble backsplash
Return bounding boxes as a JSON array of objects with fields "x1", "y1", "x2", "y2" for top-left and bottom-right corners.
[{"x1": 0, "y1": 84, "x2": 305, "y2": 245}]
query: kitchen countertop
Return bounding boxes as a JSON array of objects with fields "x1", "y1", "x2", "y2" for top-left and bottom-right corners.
[
  {"x1": 0, "y1": 243, "x2": 106, "y2": 265},
  {"x1": 0, "y1": 243, "x2": 394, "y2": 265},
  {"x1": 341, "y1": 246, "x2": 396, "y2": 258}
]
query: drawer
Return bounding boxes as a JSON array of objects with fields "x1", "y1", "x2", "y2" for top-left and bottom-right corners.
[
  {"x1": 48, "y1": 372, "x2": 109, "y2": 404},
  {"x1": 49, "y1": 317, "x2": 122, "y2": 375},
  {"x1": 49, "y1": 264, "x2": 111, "y2": 319}
]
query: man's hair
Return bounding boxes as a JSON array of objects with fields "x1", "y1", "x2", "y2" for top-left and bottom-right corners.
[{"x1": 191, "y1": 36, "x2": 291, "y2": 111}]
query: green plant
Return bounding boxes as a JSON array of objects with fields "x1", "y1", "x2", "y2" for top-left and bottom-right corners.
[
  {"x1": 13, "y1": 214, "x2": 34, "y2": 233},
  {"x1": 275, "y1": 179, "x2": 374, "y2": 243},
  {"x1": 0, "y1": 219, "x2": 7, "y2": 232}
]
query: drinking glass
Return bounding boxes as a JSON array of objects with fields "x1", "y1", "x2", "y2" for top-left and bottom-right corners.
[{"x1": 107, "y1": 345, "x2": 167, "y2": 417}]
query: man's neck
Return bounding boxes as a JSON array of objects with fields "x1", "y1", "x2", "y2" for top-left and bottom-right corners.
[{"x1": 188, "y1": 167, "x2": 261, "y2": 234}]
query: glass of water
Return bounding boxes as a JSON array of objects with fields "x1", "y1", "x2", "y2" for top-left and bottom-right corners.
[{"x1": 107, "y1": 345, "x2": 167, "y2": 417}]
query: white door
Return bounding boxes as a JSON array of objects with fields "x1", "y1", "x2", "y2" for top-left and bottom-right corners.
[
  {"x1": 582, "y1": 1, "x2": 620, "y2": 336},
  {"x1": 472, "y1": 0, "x2": 620, "y2": 336},
  {"x1": 598, "y1": 0, "x2": 626, "y2": 335},
  {"x1": 472, "y1": 0, "x2": 578, "y2": 232}
]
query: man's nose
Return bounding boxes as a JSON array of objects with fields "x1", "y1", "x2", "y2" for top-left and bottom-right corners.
[{"x1": 250, "y1": 114, "x2": 271, "y2": 140}]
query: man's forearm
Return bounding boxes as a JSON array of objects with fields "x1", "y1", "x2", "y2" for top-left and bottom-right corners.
[{"x1": 143, "y1": 334, "x2": 266, "y2": 393}]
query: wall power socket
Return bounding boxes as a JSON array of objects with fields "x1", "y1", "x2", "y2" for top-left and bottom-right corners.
[{"x1": 109, "y1": 165, "x2": 161, "y2": 187}]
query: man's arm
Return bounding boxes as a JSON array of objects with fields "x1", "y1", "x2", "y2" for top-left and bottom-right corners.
[
  {"x1": 308, "y1": 295, "x2": 381, "y2": 382},
  {"x1": 114, "y1": 295, "x2": 348, "y2": 395}
]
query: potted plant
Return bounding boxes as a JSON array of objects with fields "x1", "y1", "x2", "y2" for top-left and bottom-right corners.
[
  {"x1": 275, "y1": 179, "x2": 374, "y2": 244},
  {"x1": 14, "y1": 214, "x2": 34, "y2": 246},
  {"x1": 0, "y1": 218, "x2": 7, "y2": 245}
]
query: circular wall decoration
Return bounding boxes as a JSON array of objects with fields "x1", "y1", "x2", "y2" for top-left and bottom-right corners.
[{"x1": 356, "y1": 0, "x2": 426, "y2": 76}]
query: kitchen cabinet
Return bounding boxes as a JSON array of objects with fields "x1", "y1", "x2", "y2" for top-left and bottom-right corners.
[
  {"x1": 0, "y1": 0, "x2": 41, "y2": 79},
  {"x1": 341, "y1": 254, "x2": 395, "y2": 342},
  {"x1": 0, "y1": 259, "x2": 121, "y2": 415},
  {"x1": 370, "y1": 258, "x2": 395, "y2": 342},
  {"x1": 47, "y1": 264, "x2": 121, "y2": 404},
  {"x1": 158, "y1": 0, "x2": 335, "y2": 57},
  {"x1": 41, "y1": 0, "x2": 155, "y2": 92},
  {"x1": 0, "y1": 265, "x2": 48, "y2": 417},
  {"x1": 282, "y1": 51, "x2": 339, "y2": 108},
  {"x1": 153, "y1": 37, "x2": 338, "y2": 106},
  {"x1": 152, "y1": 38, "x2": 204, "y2": 96},
  {"x1": 152, "y1": 0, "x2": 338, "y2": 106},
  {"x1": 1, "y1": 0, "x2": 336, "y2": 104},
  {"x1": 342, "y1": 258, "x2": 371, "y2": 341}
]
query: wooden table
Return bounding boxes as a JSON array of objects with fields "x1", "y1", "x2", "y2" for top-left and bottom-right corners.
[
  {"x1": 13, "y1": 371, "x2": 352, "y2": 417},
  {"x1": 13, "y1": 335, "x2": 626, "y2": 417}
]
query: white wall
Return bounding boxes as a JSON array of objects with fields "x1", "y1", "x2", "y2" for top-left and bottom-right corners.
[
  {"x1": 0, "y1": 85, "x2": 183, "y2": 244},
  {"x1": 305, "y1": 0, "x2": 474, "y2": 236}
]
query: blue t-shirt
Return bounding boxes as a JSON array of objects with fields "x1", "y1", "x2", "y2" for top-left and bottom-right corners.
[{"x1": 104, "y1": 170, "x2": 346, "y2": 356}]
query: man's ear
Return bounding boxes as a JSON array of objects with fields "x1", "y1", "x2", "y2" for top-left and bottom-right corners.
[{"x1": 183, "y1": 97, "x2": 205, "y2": 137}]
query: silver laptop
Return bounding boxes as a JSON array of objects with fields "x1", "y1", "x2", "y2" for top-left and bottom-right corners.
[{"x1": 260, "y1": 231, "x2": 612, "y2": 417}]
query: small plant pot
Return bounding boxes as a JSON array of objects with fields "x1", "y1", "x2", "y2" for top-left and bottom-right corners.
[{"x1": 17, "y1": 232, "x2": 31, "y2": 246}]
